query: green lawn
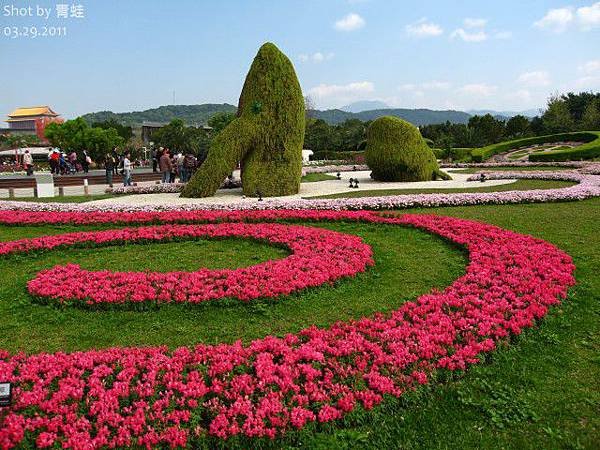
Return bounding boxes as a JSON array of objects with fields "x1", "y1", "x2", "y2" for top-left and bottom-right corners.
[
  {"x1": 452, "y1": 166, "x2": 574, "y2": 174},
  {"x1": 0, "y1": 198, "x2": 598, "y2": 449},
  {"x1": 307, "y1": 179, "x2": 575, "y2": 199},
  {"x1": 301, "y1": 173, "x2": 338, "y2": 182}
]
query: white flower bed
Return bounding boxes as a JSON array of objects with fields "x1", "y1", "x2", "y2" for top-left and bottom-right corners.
[{"x1": 0, "y1": 171, "x2": 598, "y2": 213}]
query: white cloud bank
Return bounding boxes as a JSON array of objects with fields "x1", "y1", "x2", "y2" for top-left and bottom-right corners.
[
  {"x1": 517, "y1": 71, "x2": 551, "y2": 87},
  {"x1": 298, "y1": 52, "x2": 334, "y2": 63},
  {"x1": 534, "y1": 2, "x2": 600, "y2": 32},
  {"x1": 334, "y1": 13, "x2": 365, "y2": 31},
  {"x1": 307, "y1": 81, "x2": 375, "y2": 107},
  {"x1": 405, "y1": 18, "x2": 443, "y2": 37}
]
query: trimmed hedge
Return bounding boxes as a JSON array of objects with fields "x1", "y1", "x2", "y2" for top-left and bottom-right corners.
[
  {"x1": 365, "y1": 116, "x2": 449, "y2": 181},
  {"x1": 471, "y1": 131, "x2": 600, "y2": 162},
  {"x1": 182, "y1": 43, "x2": 305, "y2": 198}
]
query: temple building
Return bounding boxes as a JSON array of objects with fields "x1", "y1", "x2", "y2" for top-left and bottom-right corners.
[{"x1": 5, "y1": 106, "x2": 63, "y2": 140}]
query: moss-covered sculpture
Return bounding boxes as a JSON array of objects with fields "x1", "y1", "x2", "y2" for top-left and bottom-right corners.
[
  {"x1": 365, "y1": 116, "x2": 450, "y2": 182},
  {"x1": 181, "y1": 43, "x2": 305, "y2": 198}
]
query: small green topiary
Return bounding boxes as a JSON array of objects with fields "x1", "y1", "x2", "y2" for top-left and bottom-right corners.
[
  {"x1": 182, "y1": 43, "x2": 305, "y2": 198},
  {"x1": 365, "y1": 116, "x2": 450, "y2": 182}
]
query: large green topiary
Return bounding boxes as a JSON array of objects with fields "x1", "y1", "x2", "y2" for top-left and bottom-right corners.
[
  {"x1": 181, "y1": 43, "x2": 305, "y2": 198},
  {"x1": 365, "y1": 116, "x2": 449, "y2": 182}
]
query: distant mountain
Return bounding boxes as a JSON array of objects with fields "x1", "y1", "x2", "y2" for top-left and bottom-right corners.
[
  {"x1": 81, "y1": 104, "x2": 237, "y2": 126},
  {"x1": 82, "y1": 103, "x2": 475, "y2": 128},
  {"x1": 311, "y1": 108, "x2": 471, "y2": 125},
  {"x1": 467, "y1": 108, "x2": 540, "y2": 118},
  {"x1": 341, "y1": 100, "x2": 390, "y2": 113}
]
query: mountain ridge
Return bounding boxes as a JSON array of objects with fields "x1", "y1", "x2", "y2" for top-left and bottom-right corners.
[{"x1": 81, "y1": 103, "x2": 540, "y2": 127}]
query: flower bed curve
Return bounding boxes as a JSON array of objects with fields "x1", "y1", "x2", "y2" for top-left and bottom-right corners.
[
  {"x1": 4, "y1": 223, "x2": 373, "y2": 305},
  {"x1": 0, "y1": 211, "x2": 576, "y2": 448}
]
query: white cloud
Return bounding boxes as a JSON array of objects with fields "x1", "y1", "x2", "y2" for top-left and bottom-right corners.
[
  {"x1": 575, "y1": 59, "x2": 600, "y2": 88},
  {"x1": 534, "y1": 7, "x2": 574, "y2": 32},
  {"x1": 299, "y1": 52, "x2": 334, "y2": 63},
  {"x1": 308, "y1": 81, "x2": 374, "y2": 107},
  {"x1": 534, "y1": 2, "x2": 600, "y2": 32},
  {"x1": 508, "y1": 89, "x2": 533, "y2": 104},
  {"x1": 405, "y1": 18, "x2": 443, "y2": 37},
  {"x1": 577, "y1": 2, "x2": 600, "y2": 29},
  {"x1": 517, "y1": 71, "x2": 551, "y2": 87},
  {"x1": 464, "y1": 17, "x2": 487, "y2": 28},
  {"x1": 458, "y1": 83, "x2": 497, "y2": 96},
  {"x1": 579, "y1": 59, "x2": 600, "y2": 74},
  {"x1": 451, "y1": 28, "x2": 487, "y2": 42},
  {"x1": 334, "y1": 13, "x2": 365, "y2": 31},
  {"x1": 400, "y1": 81, "x2": 451, "y2": 91}
]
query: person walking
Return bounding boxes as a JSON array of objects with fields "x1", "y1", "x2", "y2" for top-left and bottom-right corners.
[
  {"x1": 104, "y1": 152, "x2": 115, "y2": 187},
  {"x1": 159, "y1": 149, "x2": 172, "y2": 183},
  {"x1": 152, "y1": 147, "x2": 159, "y2": 173},
  {"x1": 82, "y1": 150, "x2": 91, "y2": 173},
  {"x1": 176, "y1": 152, "x2": 185, "y2": 183},
  {"x1": 111, "y1": 147, "x2": 119, "y2": 175},
  {"x1": 183, "y1": 153, "x2": 197, "y2": 182},
  {"x1": 23, "y1": 150, "x2": 34, "y2": 176},
  {"x1": 49, "y1": 148, "x2": 60, "y2": 175},
  {"x1": 122, "y1": 152, "x2": 132, "y2": 186},
  {"x1": 69, "y1": 151, "x2": 78, "y2": 172}
]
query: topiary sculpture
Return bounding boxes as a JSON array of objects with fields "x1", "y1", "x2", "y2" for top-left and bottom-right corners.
[
  {"x1": 365, "y1": 116, "x2": 450, "y2": 182},
  {"x1": 181, "y1": 43, "x2": 305, "y2": 198}
]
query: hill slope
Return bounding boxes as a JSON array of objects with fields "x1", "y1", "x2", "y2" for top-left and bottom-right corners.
[
  {"x1": 311, "y1": 108, "x2": 471, "y2": 125},
  {"x1": 82, "y1": 104, "x2": 472, "y2": 127},
  {"x1": 81, "y1": 104, "x2": 237, "y2": 126}
]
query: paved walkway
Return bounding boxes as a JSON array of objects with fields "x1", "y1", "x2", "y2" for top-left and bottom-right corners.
[{"x1": 86, "y1": 169, "x2": 517, "y2": 207}]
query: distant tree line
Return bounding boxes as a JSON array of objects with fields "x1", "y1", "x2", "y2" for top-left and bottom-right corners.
[
  {"x1": 303, "y1": 92, "x2": 600, "y2": 158},
  {"x1": 420, "y1": 92, "x2": 600, "y2": 150}
]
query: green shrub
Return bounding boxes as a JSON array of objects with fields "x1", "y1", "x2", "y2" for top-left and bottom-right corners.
[
  {"x1": 365, "y1": 116, "x2": 449, "y2": 181},
  {"x1": 471, "y1": 131, "x2": 600, "y2": 162},
  {"x1": 182, "y1": 43, "x2": 305, "y2": 197}
]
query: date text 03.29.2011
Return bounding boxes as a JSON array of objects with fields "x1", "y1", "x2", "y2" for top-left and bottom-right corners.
[{"x1": 3, "y1": 26, "x2": 67, "y2": 39}]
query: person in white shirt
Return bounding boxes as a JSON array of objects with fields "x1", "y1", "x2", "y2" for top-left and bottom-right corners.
[
  {"x1": 122, "y1": 153, "x2": 132, "y2": 186},
  {"x1": 23, "y1": 150, "x2": 34, "y2": 176}
]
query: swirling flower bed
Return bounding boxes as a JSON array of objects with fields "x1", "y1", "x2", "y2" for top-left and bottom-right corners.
[
  {"x1": 17, "y1": 223, "x2": 373, "y2": 305},
  {"x1": 0, "y1": 210, "x2": 576, "y2": 448}
]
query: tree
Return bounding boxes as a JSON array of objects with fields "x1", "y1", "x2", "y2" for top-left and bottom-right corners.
[
  {"x1": 468, "y1": 114, "x2": 505, "y2": 146},
  {"x1": 542, "y1": 95, "x2": 575, "y2": 133},
  {"x1": 92, "y1": 119, "x2": 133, "y2": 141},
  {"x1": 207, "y1": 112, "x2": 236, "y2": 134},
  {"x1": 581, "y1": 98, "x2": 600, "y2": 130},
  {"x1": 152, "y1": 119, "x2": 209, "y2": 155},
  {"x1": 505, "y1": 115, "x2": 531, "y2": 138},
  {"x1": 44, "y1": 117, "x2": 123, "y2": 161}
]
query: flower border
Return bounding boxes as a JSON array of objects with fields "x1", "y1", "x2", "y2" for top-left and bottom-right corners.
[
  {"x1": 0, "y1": 211, "x2": 576, "y2": 448},
  {"x1": 16, "y1": 223, "x2": 373, "y2": 305}
]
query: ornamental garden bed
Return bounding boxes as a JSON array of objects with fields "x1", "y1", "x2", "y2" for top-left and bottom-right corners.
[{"x1": 0, "y1": 208, "x2": 584, "y2": 448}]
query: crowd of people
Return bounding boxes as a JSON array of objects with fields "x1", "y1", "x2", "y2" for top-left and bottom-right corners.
[
  {"x1": 47, "y1": 148, "x2": 92, "y2": 176},
  {"x1": 153, "y1": 147, "x2": 198, "y2": 184},
  {"x1": 101, "y1": 147, "x2": 199, "y2": 187}
]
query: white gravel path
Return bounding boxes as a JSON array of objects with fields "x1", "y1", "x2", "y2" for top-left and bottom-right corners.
[{"x1": 86, "y1": 168, "x2": 517, "y2": 207}]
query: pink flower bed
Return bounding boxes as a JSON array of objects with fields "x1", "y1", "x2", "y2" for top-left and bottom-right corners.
[
  {"x1": 0, "y1": 211, "x2": 576, "y2": 448},
  {"x1": 17, "y1": 223, "x2": 372, "y2": 305}
]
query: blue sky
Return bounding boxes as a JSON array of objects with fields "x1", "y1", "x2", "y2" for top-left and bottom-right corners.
[{"x1": 1, "y1": 0, "x2": 599, "y2": 119}]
